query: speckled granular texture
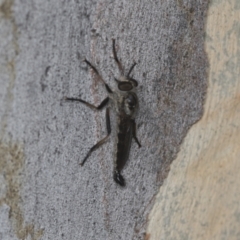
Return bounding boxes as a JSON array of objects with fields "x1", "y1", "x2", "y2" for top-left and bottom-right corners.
[{"x1": 0, "y1": 0, "x2": 209, "y2": 239}]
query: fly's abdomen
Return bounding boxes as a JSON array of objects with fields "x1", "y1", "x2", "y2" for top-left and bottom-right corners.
[{"x1": 115, "y1": 117, "x2": 133, "y2": 172}]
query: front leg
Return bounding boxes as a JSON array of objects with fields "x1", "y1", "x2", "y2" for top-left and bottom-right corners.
[
  {"x1": 64, "y1": 97, "x2": 109, "y2": 110},
  {"x1": 112, "y1": 39, "x2": 124, "y2": 75},
  {"x1": 84, "y1": 59, "x2": 113, "y2": 94}
]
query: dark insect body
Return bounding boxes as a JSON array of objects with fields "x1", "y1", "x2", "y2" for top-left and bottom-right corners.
[{"x1": 64, "y1": 39, "x2": 141, "y2": 187}]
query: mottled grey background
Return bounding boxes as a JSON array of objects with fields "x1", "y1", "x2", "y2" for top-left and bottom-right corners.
[{"x1": 0, "y1": 0, "x2": 209, "y2": 239}]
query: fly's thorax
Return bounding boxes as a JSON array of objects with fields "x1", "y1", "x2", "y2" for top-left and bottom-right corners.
[
  {"x1": 122, "y1": 92, "x2": 138, "y2": 117},
  {"x1": 110, "y1": 88, "x2": 138, "y2": 117}
]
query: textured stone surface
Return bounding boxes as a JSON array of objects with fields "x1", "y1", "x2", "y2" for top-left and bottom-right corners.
[
  {"x1": 0, "y1": 0, "x2": 208, "y2": 239},
  {"x1": 147, "y1": 0, "x2": 240, "y2": 239}
]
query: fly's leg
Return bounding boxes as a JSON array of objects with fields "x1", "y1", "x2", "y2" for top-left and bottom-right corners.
[
  {"x1": 84, "y1": 59, "x2": 112, "y2": 94},
  {"x1": 112, "y1": 39, "x2": 124, "y2": 75},
  {"x1": 64, "y1": 58, "x2": 112, "y2": 109},
  {"x1": 80, "y1": 107, "x2": 111, "y2": 166},
  {"x1": 64, "y1": 59, "x2": 112, "y2": 165},
  {"x1": 131, "y1": 119, "x2": 141, "y2": 148},
  {"x1": 127, "y1": 63, "x2": 139, "y2": 87},
  {"x1": 127, "y1": 62, "x2": 137, "y2": 77},
  {"x1": 64, "y1": 97, "x2": 109, "y2": 110}
]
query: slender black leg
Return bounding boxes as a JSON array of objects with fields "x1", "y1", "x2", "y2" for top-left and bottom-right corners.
[
  {"x1": 112, "y1": 39, "x2": 124, "y2": 75},
  {"x1": 80, "y1": 107, "x2": 111, "y2": 166},
  {"x1": 131, "y1": 119, "x2": 141, "y2": 148},
  {"x1": 127, "y1": 62, "x2": 137, "y2": 77},
  {"x1": 64, "y1": 97, "x2": 109, "y2": 110},
  {"x1": 84, "y1": 59, "x2": 112, "y2": 94}
]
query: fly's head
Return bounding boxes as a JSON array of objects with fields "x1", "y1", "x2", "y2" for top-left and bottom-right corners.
[
  {"x1": 114, "y1": 64, "x2": 139, "y2": 117},
  {"x1": 114, "y1": 60, "x2": 138, "y2": 92},
  {"x1": 114, "y1": 77, "x2": 138, "y2": 117},
  {"x1": 115, "y1": 76, "x2": 138, "y2": 91}
]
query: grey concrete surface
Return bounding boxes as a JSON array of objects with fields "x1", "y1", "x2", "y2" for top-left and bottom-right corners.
[{"x1": 0, "y1": 0, "x2": 209, "y2": 239}]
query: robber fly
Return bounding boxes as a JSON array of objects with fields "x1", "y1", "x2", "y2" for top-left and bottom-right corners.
[{"x1": 64, "y1": 39, "x2": 141, "y2": 186}]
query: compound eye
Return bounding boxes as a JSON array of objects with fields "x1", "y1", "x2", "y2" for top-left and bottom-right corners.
[
  {"x1": 118, "y1": 82, "x2": 133, "y2": 91},
  {"x1": 129, "y1": 78, "x2": 138, "y2": 87}
]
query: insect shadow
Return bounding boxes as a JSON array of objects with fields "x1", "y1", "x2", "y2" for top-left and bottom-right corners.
[{"x1": 64, "y1": 39, "x2": 141, "y2": 187}]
